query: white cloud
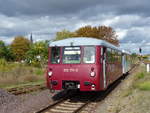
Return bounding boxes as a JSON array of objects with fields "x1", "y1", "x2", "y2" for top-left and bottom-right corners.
[
  {"x1": 101, "y1": 16, "x2": 120, "y2": 26},
  {"x1": 0, "y1": 11, "x2": 150, "y2": 54},
  {"x1": 116, "y1": 29, "x2": 128, "y2": 40}
]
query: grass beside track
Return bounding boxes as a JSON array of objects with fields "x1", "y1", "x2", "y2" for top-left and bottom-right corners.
[
  {"x1": 2, "y1": 80, "x2": 45, "y2": 90},
  {"x1": 134, "y1": 65, "x2": 150, "y2": 91},
  {"x1": 0, "y1": 60, "x2": 46, "y2": 89},
  {"x1": 94, "y1": 64, "x2": 150, "y2": 113}
]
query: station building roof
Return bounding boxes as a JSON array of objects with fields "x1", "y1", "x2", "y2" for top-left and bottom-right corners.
[{"x1": 49, "y1": 37, "x2": 122, "y2": 51}]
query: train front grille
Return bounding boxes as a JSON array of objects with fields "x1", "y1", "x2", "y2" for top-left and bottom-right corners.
[{"x1": 62, "y1": 81, "x2": 80, "y2": 89}]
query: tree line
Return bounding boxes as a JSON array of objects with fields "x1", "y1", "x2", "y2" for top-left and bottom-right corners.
[
  {"x1": 55, "y1": 25, "x2": 119, "y2": 46},
  {"x1": 0, "y1": 36, "x2": 49, "y2": 67},
  {"x1": 0, "y1": 25, "x2": 119, "y2": 67}
]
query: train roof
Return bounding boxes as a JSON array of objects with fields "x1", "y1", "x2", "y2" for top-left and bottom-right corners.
[
  {"x1": 122, "y1": 49, "x2": 131, "y2": 55},
  {"x1": 49, "y1": 37, "x2": 122, "y2": 51}
]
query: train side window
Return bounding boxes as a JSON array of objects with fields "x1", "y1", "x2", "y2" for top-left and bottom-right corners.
[
  {"x1": 114, "y1": 50, "x2": 118, "y2": 62},
  {"x1": 83, "y1": 47, "x2": 95, "y2": 63},
  {"x1": 118, "y1": 52, "x2": 122, "y2": 62},
  {"x1": 111, "y1": 49, "x2": 115, "y2": 62},
  {"x1": 116, "y1": 51, "x2": 119, "y2": 62},
  {"x1": 116, "y1": 50, "x2": 119, "y2": 62},
  {"x1": 107, "y1": 48, "x2": 112, "y2": 62},
  {"x1": 51, "y1": 47, "x2": 61, "y2": 64}
]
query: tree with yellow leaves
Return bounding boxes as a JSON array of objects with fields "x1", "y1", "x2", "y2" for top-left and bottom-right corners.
[
  {"x1": 55, "y1": 25, "x2": 119, "y2": 46},
  {"x1": 11, "y1": 36, "x2": 31, "y2": 61}
]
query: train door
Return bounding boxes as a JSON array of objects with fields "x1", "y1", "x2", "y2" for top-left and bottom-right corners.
[
  {"x1": 102, "y1": 47, "x2": 107, "y2": 89},
  {"x1": 122, "y1": 54, "x2": 128, "y2": 73},
  {"x1": 122, "y1": 53, "x2": 125, "y2": 74}
]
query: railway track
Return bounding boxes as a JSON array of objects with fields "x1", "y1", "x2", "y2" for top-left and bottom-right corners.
[
  {"x1": 35, "y1": 81, "x2": 119, "y2": 113},
  {"x1": 35, "y1": 92, "x2": 96, "y2": 113},
  {"x1": 7, "y1": 84, "x2": 46, "y2": 95},
  {"x1": 35, "y1": 65, "x2": 138, "y2": 113}
]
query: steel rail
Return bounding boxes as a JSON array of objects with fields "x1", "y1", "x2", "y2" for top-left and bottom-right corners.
[{"x1": 35, "y1": 64, "x2": 139, "y2": 113}]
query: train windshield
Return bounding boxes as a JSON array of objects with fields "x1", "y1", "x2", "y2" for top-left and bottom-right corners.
[
  {"x1": 63, "y1": 47, "x2": 81, "y2": 64},
  {"x1": 51, "y1": 47, "x2": 61, "y2": 64},
  {"x1": 83, "y1": 47, "x2": 95, "y2": 63}
]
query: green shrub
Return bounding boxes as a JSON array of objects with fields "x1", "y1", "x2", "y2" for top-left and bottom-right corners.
[
  {"x1": 34, "y1": 68, "x2": 44, "y2": 76},
  {"x1": 136, "y1": 81, "x2": 150, "y2": 90},
  {"x1": 137, "y1": 72, "x2": 145, "y2": 79},
  {"x1": 0, "y1": 58, "x2": 7, "y2": 66},
  {"x1": 31, "y1": 61, "x2": 41, "y2": 67},
  {"x1": 0, "y1": 61, "x2": 45, "y2": 88},
  {"x1": 0, "y1": 59, "x2": 8, "y2": 72}
]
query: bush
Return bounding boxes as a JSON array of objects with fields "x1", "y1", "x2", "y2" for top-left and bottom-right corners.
[
  {"x1": 0, "y1": 62, "x2": 45, "y2": 88},
  {"x1": 34, "y1": 68, "x2": 44, "y2": 76},
  {"x1": 137, "y1": 72, "x2": 145, "y2": 79},
  {"x1": 136, "y1": 81, "x2": 150, "y2": 90},
  {"x1": 0, "y1": 59, "x2": 7, "y2": 66},
  {"x1": 0, "y1": 59, "x2": 9, "y2": 72},
  {"x1": 31, "y1": 61, "x2": 41, "y2": 67}
]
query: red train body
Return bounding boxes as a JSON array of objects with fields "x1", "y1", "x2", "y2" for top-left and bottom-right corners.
[{"x1": 46, "y1": 37, "x2": 131, "y2": 91}]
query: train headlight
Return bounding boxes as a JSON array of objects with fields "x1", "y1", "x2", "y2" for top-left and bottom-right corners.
[
  {"x1": 91, "y1": 84, "x2": 96, "y2": 90},
  {"x1": 90, "y1": 71, "x2": 95, "y2": 77},
  {"x1": 48, "y1": 71, "x2": 53, "y2": 77}
]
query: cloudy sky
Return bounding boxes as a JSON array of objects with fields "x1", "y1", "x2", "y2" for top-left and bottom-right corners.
[{"x1": 0, "y1": 0, "x2": 150, "y2": 54}]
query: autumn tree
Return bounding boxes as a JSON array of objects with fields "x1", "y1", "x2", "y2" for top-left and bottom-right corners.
[
  {"x1": 75, "y1": 26, "x2": 97, "y2": 37},
  {"x1": 55, "y1": 29, "x2": 76, "y2": 41},
  {"x1": 54, "y1": 26, "x2": 119, "y2": 46},
  {"x1": 75, "y1": 25, "x2": 119, "y2": 46},
  {"x1": 11, "y1": 36, "x2": 31, "y2": 61}
]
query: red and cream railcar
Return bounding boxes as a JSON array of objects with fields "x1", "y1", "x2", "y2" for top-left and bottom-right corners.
[{"x1": 46, "y1": 37, "x2": 125, "y2": 91}]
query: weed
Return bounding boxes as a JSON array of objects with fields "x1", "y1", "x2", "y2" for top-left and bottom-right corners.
[
  {"x1": 136, "y1": 81, "x2": 150, "y2": 91},
  {"x1": 23, "y1": 75, "x2": 39, "y2": 82},
  {"x1": 0, "y1": 58, "x2": 7, "y2": 66},
  {"x1": 121, "y1": 88, "x2": 133, "y2": 97},
  {"x1": 0, "y1": 61, "x2": 45, "y2": 88},
  {"x1": 137, "y1": 72, "x2": 145, "y2": 79},
  {"x1": 34, "y1": 68, "x2": 44, "y2": 76}
]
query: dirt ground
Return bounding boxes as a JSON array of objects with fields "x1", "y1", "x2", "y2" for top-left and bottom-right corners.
[{"x1": 94, "y1": 64, "x2": 150, "y2": 113}]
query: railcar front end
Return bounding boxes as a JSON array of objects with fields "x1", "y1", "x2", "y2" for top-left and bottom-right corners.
[
  {"x1": 46, "y1": 46, "x2": 105, "y2": 91},
  {"x1": 46, "y1": 37, "x2": 127, "y2": 92}
]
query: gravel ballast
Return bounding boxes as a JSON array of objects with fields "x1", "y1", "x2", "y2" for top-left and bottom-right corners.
[
  {"x1": 0, "y1": 89, "x2": 58, "y2": 113},
  {"x1": 0, "y1": 89, "x2": 21, "y2": 113}
]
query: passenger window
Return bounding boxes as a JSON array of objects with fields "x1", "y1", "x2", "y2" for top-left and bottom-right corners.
[
  {"x1": 111, "y1": 49, "x2": 115, "y2": 62},
  {"x1": 83, "y1": 47, "x2": 95, "y2": 63},
  {"x1": 107, "y1": 48, "x2": 112, "y2": 62},
  {"x1": 118, "y1": 52, "x2": 122, "y2": 62},
  {"x1": 51, "y1": 47, "x2": 61, "y2": 64}
]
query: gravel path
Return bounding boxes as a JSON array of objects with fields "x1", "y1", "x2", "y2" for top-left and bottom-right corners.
[
  {"x1": 0, "y1": 89, "x2": 21, "y2": 113},
  {"x1": 93, "y1": 66, "x2": 142, "y2": 113},
  {"x1": 0, "y1": 89, "x2": 59, "y2": 113}
]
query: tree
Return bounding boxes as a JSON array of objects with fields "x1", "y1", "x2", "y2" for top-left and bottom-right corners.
[
  {"x1": 54, "y1": 26, "x2": 119, "y2": 46},
  {"x1": 11, "y1": 36, "x2": 31, "y2": 61},
  {"x1": 26, "y1": 40, "x2": 49, "y2": 67},
  {"x1": 55, "y1": 29, "x2": 76, "y2": 41},
  {"x1": 0, "y1": 40, "x2": 6, "y2": 59},
  {"x1": 75, "y1": 25, "x2": 96, "y2": 37},
  {"x1": 0, "y1": 40, "x2": 14, "y2": 61},
  {"x1": 75, "y1": 25, "x2": 119, "y2": 46}
]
